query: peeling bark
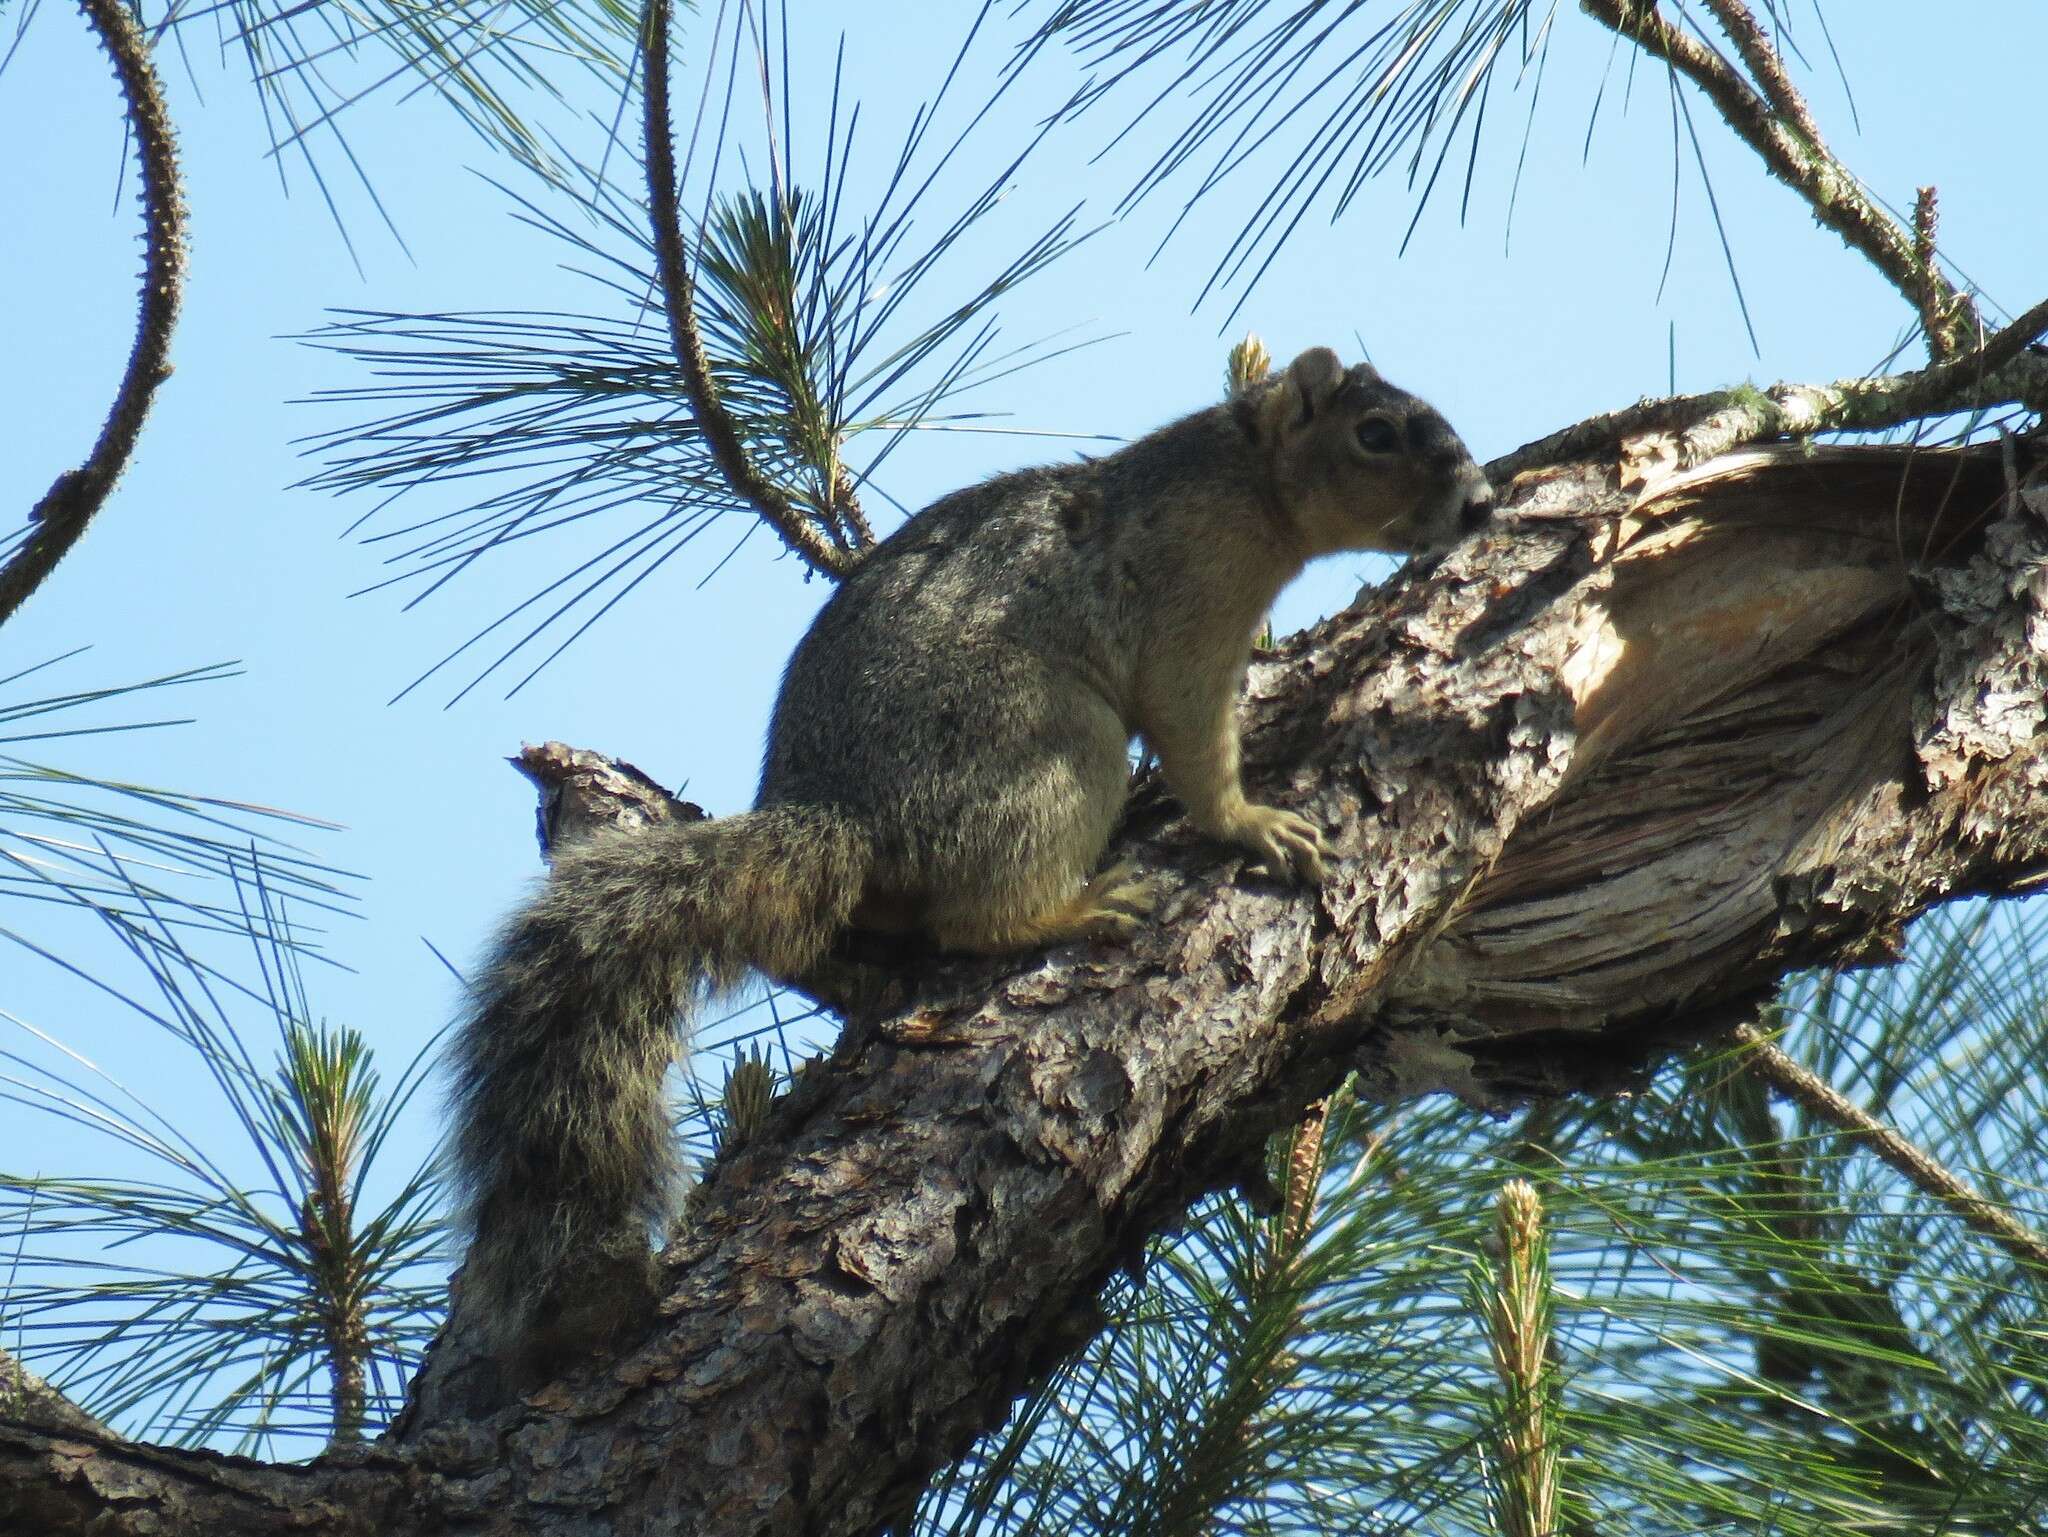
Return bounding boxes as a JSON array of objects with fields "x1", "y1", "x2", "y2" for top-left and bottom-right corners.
[{"x1": 5, "y1": 436, "x2": 2044, "y2": 1535}]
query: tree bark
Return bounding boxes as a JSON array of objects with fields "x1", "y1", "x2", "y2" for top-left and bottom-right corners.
[{"x1": 5, "y1": 434, "x2": 2045, "y2": 1535}]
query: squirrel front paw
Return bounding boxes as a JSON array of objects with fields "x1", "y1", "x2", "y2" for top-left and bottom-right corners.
[{"x1": 1228, "y1": 803, "x2": 1328, "y2": 885}]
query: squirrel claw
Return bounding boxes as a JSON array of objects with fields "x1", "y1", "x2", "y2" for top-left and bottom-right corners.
[
  {"x1": 1076, "y1": 862, "x2": 1159, "y2": 939},
  {"x1": 1234, "y1": 804, "x2": 1328, "y2": 885}
]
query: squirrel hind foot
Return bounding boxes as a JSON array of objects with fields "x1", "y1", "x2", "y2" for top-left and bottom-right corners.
[{"x1": 931, "y1": 862, "x2": 1159, "y2": 955}]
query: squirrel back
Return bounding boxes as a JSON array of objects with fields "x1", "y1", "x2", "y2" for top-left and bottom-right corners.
[{"x1": 450, "y1": 345, "x2": 1491, "y2": 1377}]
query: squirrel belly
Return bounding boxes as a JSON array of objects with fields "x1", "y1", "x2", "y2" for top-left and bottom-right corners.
[{"x1": 449, "y1": 344, "x2": 1493, "y2": 1376}]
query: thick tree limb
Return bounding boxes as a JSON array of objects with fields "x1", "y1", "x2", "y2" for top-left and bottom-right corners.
[
  {"x1": 9, "y1": 429, "x2": 2044, "y2": 1535},
  {"x1": 0, "y1": 0, "x2": 186, "y2": 628},
  {"x1": 0, "y1": 1350, "x2": 108, "y2": 1440}
]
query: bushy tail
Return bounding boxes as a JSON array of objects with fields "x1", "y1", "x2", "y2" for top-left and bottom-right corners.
[{"x1": 449, "y1": 804, "x2": 869, "y2": 1368}]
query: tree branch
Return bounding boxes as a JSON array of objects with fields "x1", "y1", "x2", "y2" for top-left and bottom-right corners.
[
  {"x1": 1580, "y1": 0, "x2": 1975, "y2": 357},
  {"x1": 1699, "y1": 0, "x2": 1821, "y2": 149},
  {"x1": 1488, "y1": 290, "x2": 2048, "y2": 484},
  {"x1": 639, "y1": 0, "x2": 853, "y2": 580},
  {"x1": 0, "y1": 1421, "x2": 434, "y2": 1537},
  {"x1": 1733, "y1": 1024, "x2": 2048, "y2": 1275},
  {"x1": 0, "y1": 0, "x2": 186, "y2": 629},
  {"x1": 829, "y1": 461, "x2": 874, "y2": 552},
  {"x1": 1911, "y1": 184, "x2": 1955, "y2": 358}
]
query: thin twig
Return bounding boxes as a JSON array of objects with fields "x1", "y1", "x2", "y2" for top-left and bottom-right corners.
[
  {"x1": 639, "y1": 0, "x2": 851, "y2": 580},
  {"x1": 1892, "y1": 291, "x2": 2048, "y2": 415},
  {"x1": 1702, "y1": 0, "x2": 1967, "y2": 360},
  {"x1": 1580, "y1": 0, "x2": 1975, "y2": 358},
  {"x1": 1734, "y1": 1023, "x2": 2048, "y2": 1276},
  {"x1": 828, "y1": 463, "x2": 873, "y2": 551},
  {"x1": 1699, "y1": 0, "x2": 1821, "y2": 146},
  {"x1": 1909, "y1": 185, "x2": 1960, "y2": 360},
  {"x1": 1488, "y1": 291, "x2": 2048, "y2": 483},
  {"x1": 0, "y1": 0, "x2": 187, "y2": 629}
]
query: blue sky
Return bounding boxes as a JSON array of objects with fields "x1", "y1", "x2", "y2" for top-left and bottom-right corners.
[{"x1": 3, "y1": 0, "x2": 2045, "y2": 1395}]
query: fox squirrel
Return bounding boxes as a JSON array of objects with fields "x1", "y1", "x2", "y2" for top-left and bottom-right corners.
[{"x1": 450, "y1": 345, "x2": 1492, "y2": 1376}]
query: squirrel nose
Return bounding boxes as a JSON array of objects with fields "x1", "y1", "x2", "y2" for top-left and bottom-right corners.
[{"x1": 1459, "y1": 480, "x2": 1495, "y2": 532}]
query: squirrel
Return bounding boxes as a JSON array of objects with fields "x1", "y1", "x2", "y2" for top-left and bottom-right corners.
[{"x1": 448, "y1": 345, "x2": 1493, "y2": 1378}]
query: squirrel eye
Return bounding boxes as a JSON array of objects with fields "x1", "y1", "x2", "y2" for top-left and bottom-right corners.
[{"x1": 1354, "y1": 417, "x2": 1400, "y2": 454}]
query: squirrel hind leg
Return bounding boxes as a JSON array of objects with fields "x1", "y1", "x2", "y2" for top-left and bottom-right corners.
[{"x1": 932, "y1": 861, "x2": 1157, "y2": 954}]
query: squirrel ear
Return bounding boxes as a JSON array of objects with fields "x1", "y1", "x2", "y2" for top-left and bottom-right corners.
[
  {"x1": 1285, "y1": 347, "x2": 1345, "y2": 414},
  {"x1": 1246, "y1": 346, "x2": 1347, "y2": 443}
]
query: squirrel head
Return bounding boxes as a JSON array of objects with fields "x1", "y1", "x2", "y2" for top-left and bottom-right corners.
[{"x1": 1240, "y1": 346, "x2": 1493, "y2": 558}]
